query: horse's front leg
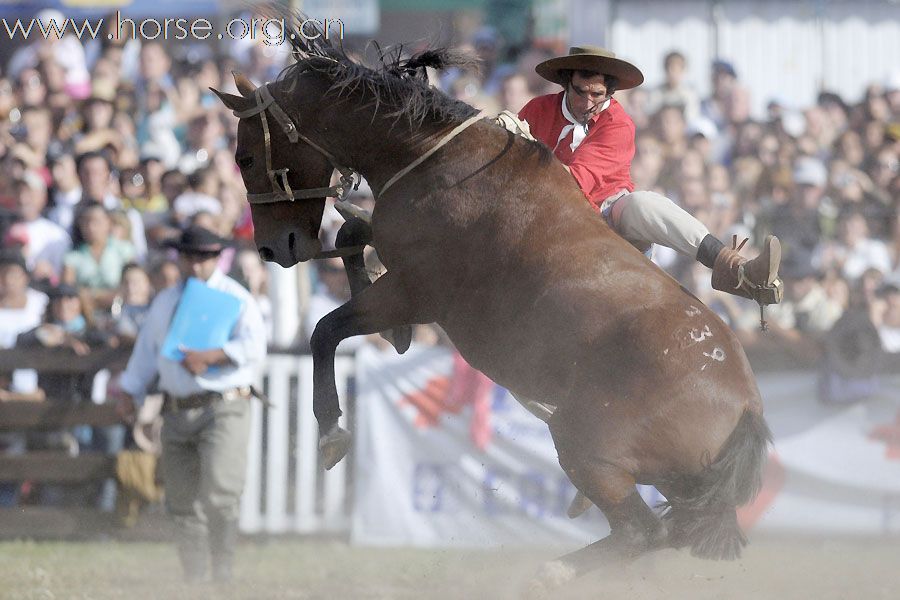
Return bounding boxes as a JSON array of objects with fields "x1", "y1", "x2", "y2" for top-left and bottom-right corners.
[
  {"x1": 310, "y1": 271, "x2": 415, "y2": 469},
  {"x1": 336, "y1": 216, "x2": 412, "y2": 354}
]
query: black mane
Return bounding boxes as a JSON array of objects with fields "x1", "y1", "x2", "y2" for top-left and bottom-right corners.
[{"x1": 280, "y1": 19, "x2": 480, "y2": 127}]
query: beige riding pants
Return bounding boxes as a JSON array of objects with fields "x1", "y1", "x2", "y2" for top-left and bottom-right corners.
[
  {"x1": 161, "y1": 397, "x2": 252, "y2": 533},
  {"x1": 600, "y1": 190, "x2": 709, "y2": 258}
]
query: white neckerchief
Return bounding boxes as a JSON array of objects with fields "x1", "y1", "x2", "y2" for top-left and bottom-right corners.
[{"x1": 556, "y1": 93, "x2": 611, "y2": 152}]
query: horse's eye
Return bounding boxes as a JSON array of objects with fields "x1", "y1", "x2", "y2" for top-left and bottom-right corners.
[{"x1": 237, "y1": 156, "x2": 254, "y2": 169}]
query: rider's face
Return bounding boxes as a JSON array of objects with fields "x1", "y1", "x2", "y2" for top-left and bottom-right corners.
[{"x1": 566, "y1": 72, "x2": 609, "y2": 124}]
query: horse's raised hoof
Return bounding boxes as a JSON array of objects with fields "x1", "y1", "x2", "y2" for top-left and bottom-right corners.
[
  {"x1": 525, "y1": 560, "x2": 576, "y2": 598},
  {"x1": 319, "y1": 426, "x2": 352, "y2": 470},
  {"x1": 380, "y1": 325, "x2": 412, "y2": 355}
]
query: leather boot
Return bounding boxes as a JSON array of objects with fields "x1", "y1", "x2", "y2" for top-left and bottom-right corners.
[
  {"x1": 209, "y1": 518, "x2": 239, "y2": 583},
  {"x1": 711, "y1": 235, "x2": 784, "y2": 305}
]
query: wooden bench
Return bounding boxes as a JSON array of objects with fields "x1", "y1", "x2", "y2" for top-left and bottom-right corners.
[
  {"x1": 0, "y1": 345, "x2": 141, "y2": 539},
  {"x1": 0, "y1": 401, "x2": 122, "y2": 538}
]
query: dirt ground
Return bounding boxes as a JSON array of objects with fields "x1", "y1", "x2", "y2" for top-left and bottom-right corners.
[{"x1": 0, "y1": 535, "x2": 897, "y2": 600}]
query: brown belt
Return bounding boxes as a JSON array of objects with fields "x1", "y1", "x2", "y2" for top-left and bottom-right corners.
[{"x1": 163, "y1": 386, "x2": 253, "y2": 412}]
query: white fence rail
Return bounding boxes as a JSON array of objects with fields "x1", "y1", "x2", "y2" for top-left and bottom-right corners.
[{"x1": 240, "y1": 354, "x2": 355, "y2": 535}]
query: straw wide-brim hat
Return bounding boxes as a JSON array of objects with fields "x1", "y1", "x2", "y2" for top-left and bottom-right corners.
[{"x1": 536, "y1": 46, "x2": 644, "y2": 90}]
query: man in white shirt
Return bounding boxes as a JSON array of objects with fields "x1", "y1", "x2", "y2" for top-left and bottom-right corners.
[
  {"x1": 0, "y1": 249, "x2": 48, "y2": 400},
  {"x1": 114, "y1": 226, "x2": 266, "y2": 583},
  {"x1": 12, "y1": 172, "x2": 71, "y2": 281}
]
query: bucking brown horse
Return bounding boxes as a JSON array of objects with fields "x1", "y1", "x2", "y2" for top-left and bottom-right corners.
[{"x1": 212, "y1": 28, "x2": 771, "y2": 586}]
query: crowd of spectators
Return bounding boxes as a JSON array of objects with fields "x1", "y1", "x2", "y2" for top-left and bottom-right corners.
[{"x1": 0, "y1": 13, "x2": 899, "y2": 509}]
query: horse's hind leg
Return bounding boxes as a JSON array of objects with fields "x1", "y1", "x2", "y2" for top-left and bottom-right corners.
[
  {"x1": 335, "y1": 217, "x2": 411, "y2": 354},
  {"x1": 311, "y1": 271, "x2": 416, "y2": 469},
  {"x1": 534, "y1": 425, "x2": 668, "y2": 590}
]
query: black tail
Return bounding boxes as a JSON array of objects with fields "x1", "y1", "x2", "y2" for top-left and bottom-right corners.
[{"x1": 663, "y1": 410, "x2": 772, "y2": 560}]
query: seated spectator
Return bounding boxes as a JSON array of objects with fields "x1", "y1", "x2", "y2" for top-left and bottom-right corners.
[
  {"x1": 46, "y1": 150, "x2": 83, "y2": 233},
  {"x1": 498, "y1": 72, "x2": 533, "y2": 114},
  {"x1": 17, "y1": 284, "x2": 115, "y2": 357},
  {"x1": 231, "y1": 247, "x2": 273, "y2": 343},
  {"x1": 62, "y1": 202, "x2": 136, "y2": 311},
  {"x1": 148, "y1": 256, "x2": 181, "y2": 291},
  {"x1": 828, "y1": 161, "x2": 892, "y2": 236},
  {"x1": 813, "y1": 208, "x2": 892, "y2": 281},
  {"x1": 76, "y1": 151, "x2": 148, "y2": 261},
  {"x1": 0, "y1": 249, "x2": 49, "y2": 346},
  {"x1": 0, "y1": 249, "x2": 48, "y2": 402},
  {"x1": 871, "y1": 280, "x2": 900, "y2": 353},
  {"x1": 818, "y1": 287, "x2": 884, "y2": 404},
  {"x1": 646, "y1": 51, "x2": 700, "y2": 124},
  {"x1": 111, "y1": 263, "x2": 153, "y2": 341},
  {"x1": 769, "y1": 157, "x2": 828, "y2": 260},
  {"x1": 172, "y1": 167, "x2": 221, "y2": 226},
  {"x1": 859, "y1": 267, "x2": 885, "y2": 307},
  {"x1": 119, "y1": 166, "x2": 168, "y2": 218},
  {"x1": 765, "y1": 259, "x2": 844, "y2": 336},
  {"x1": 17, "y1": 283, "x2": 123, "y2": 510},
  {"x1": 12, "y1": 172, "x2": 72, "y2": 283}
]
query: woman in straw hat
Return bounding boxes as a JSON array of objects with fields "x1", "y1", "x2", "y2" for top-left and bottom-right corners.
[{"x1": 518, "y1": 46, "x2": 783, "y2": 306}]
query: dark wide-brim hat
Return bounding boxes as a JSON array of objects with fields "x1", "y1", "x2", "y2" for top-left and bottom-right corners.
[
  {"x1": 536, "y1": 45, "x2": 644, "y2": 90},
  {"x1": 47, "y1": 283, "x2": 80, "y2": 299},
  {"x1": 0, "y1": 248, "x2": 27, "y2": 272},
  {"x1": 163, "y1": 225, "x2": 232, "y2": 255}
]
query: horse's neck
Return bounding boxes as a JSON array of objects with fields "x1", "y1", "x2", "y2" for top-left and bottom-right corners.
[
  {"x1": 299, "y1": 85, "x2": 454, "y2": 191},
  {"x1": 340, "y1": 115, "x2": 448, "y2": 190}
]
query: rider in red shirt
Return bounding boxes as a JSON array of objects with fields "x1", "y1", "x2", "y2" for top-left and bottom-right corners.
[
  {"x1": 517, "y1": 46, "x2": 783, "y2": 307},
  {"x1": 520, "y1": 90, "x2": 636, "y2": 207}
]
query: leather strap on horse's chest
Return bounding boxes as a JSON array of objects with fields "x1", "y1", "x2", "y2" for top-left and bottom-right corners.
[{"x1": 378, "y1": 111, "x2": 485, "y2": 198}]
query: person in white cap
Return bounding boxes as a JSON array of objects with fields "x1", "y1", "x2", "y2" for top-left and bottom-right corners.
[{"x1": 518, "y1": 46, "x2": 783, "y2": 306}]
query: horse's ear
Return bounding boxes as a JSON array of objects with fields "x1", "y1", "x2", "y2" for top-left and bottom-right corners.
[
  {"x1": 232, "y1": 71, "x2": 257, "y2": 97},
  {"x1": 209, "y1": 87, "x2": 253, "y2": 113}
]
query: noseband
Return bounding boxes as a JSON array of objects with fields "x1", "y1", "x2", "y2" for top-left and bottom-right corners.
[{"x1": 232, "y1": 85, "x2": 360, "y2": 205}]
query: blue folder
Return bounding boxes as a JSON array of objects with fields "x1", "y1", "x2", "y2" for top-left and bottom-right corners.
[{"x1": 161, "y1": 278, "x2": 243, "y2": 362}]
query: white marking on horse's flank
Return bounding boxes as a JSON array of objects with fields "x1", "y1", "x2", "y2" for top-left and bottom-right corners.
[
  {"x1": 703, "y1": 347, "x2": 726, "y2": 362},
  {"x1": 685, "y1": 306, "x2": 702, "y2": 317},
  {"x1": 663, "y1": 348, "x2": 669, "y2": 355},
  {"x1": 689, "y1": 325, "x2": 713, "y2": 343}
]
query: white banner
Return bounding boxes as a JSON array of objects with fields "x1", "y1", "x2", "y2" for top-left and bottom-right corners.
[
  {"x1": 351, "y1": 347, "x2": 900, "y2": 545},
  {"x1": 743, "y1": 373, "x2": 900, "y2": 535},
  {"x1": 351, "y1": 345, "x2": 613, "y2": 548}
]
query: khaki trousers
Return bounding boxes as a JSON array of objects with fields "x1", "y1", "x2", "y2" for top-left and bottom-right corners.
[
  {"x1": 600, "y1": 190, "x2": 710, "y2": 258},
  {"x1": 160, "y1": 397, "x2": 251, "y2": 573}
]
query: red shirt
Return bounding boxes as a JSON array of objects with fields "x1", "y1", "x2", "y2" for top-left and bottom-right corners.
[{"x1": 519, "y1": 92, "x2": 635, "y2": 211}]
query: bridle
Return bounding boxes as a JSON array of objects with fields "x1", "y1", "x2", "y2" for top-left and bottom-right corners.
[
  {"x1": 230, "y1": 83, "x2": 485, "y2": 257},
  {"x1": 233, "y1": 84, "x2": 368, "y2": 258},
  {"x1": 232, "y1": 85, "x2": 361, "y2": 206}
]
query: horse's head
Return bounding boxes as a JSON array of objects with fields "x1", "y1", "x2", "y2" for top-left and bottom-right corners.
[{"x1": 212, "y1": 72, "x2": 333, "y2": 267}]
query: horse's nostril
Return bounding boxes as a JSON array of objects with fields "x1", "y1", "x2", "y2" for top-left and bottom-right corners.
[
  {"x1": 259, "y1": 247, "x2": 275, "y2": 261},
  {"x1": 288, "y1": 232, "x2": 296, "y2": 254}
]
